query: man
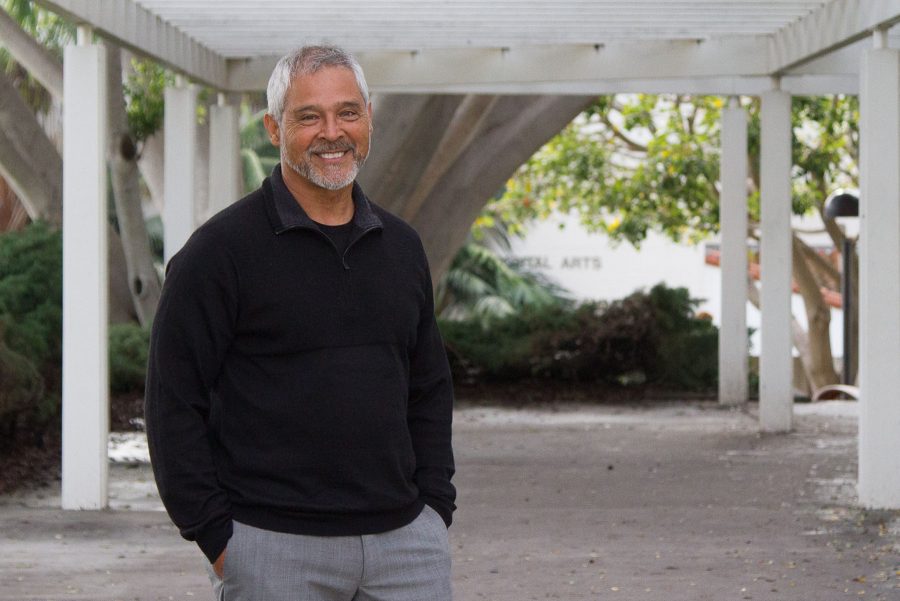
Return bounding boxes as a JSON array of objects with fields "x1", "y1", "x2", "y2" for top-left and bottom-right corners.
[{"x1": 145, "y1": 45, "x2": 456, "y2": 601}]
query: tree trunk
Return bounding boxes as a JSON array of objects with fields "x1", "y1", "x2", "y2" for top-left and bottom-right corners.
[
  {"x1": 106, "y1": 43, "x2": 161, "y2": 327},
  {"x1": 0, "y1": 177, "x2": 29, "y2": 231},
  {"x1": 138, "y1": 131, "x2": 165, "y2": 215},
  {"x1": 108, "y1": 225, "x2": 138, "y2": 324},
  {"x1": 0, "y1": 56, "x2": 135, "y2": 322},
  {"x1": 746, "y1": 277, "x2": 814, "y2": 391},
  {"x1": 791, "y1": 235, "x2": 839, "y2": 390},
  {"x1": 0, "y1": 70, "x2": 62, "y2": 225},
  {"x1": 0, "y1": 7, "x2": 63, "y2": 99}
]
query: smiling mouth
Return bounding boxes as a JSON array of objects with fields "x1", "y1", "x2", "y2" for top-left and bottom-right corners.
[{"x1": 318, "y1": 151, "x2": 346, "y2": 159}]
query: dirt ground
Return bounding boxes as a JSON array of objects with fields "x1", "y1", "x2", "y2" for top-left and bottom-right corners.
[{"x1": 1, "y1": 400, "x2": 898, "y2": 601}]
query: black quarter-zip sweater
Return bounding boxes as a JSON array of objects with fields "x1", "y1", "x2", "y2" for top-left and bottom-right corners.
[{"x1": 145, "y1": 166, "x2": 456, "y2": 564}]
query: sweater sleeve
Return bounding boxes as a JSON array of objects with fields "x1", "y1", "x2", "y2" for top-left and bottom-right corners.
[
  {"x1": 144, "y1": 236, "x2": 238, "y2": 563},
  {"x1": 407, "y1": 260, "x2": 457, "y2": 527}
]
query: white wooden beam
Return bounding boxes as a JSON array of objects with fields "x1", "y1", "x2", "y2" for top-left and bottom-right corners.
[
  {"x1": 719, "y1": 97, "x2": 749, "y2": 406},
  {"x1": 61, "y1": 40, "x2": 108, "y2": 510},
  {"x1": 227, "y1": 38, "x2": 769, "y2": 92},
  {"x1": 35, "y1": 0, "x2": 227, "y2": 88},
  {"x1": 769, "y1": 0, "x2": 900, "y2": 74},
  {"x1": 858, "y1": 46, "x2": 900, "y2": 509},
  {"x1": 207, "y1": 99, "x2": 242, "y2": 221},
  {"x1": 758, "y1": 88, "x2": 794, "y2": 433},
  {"x1": 163, "y1": 83, "x2": 198, "y2": 263},
  {"x1": 365, "y1": 75, "x2": 860, "y2": 96}
]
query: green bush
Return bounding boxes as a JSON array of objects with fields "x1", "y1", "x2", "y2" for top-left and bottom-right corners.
[
  {"x1": 109, "y1": 323, "x2": 151, "y2": 395},
  {"x1": 441, "y1": 303, "x2": 581, "y2": 381},
  {"x1": 0, "y1": 222, "x2": 62, "y2": 424},
  {"x1": 0, "y1": 224, "x2": 155, "y2": 437},
  {"x1": 647, "y1": 285, "x2": 718, "y2": 389},
  {"x1": 440, "y1": 283, "x2": 718, "y2": 391}
]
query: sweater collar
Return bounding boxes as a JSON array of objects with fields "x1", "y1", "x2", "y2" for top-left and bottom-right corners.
[{"x1": 266, "y1": 164, "x2": 383, "y2": 234}]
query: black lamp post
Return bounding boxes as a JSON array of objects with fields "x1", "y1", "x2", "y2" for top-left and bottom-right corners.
[{"x1": 824, "y1": 192, "x2": 859, "y2": 387}]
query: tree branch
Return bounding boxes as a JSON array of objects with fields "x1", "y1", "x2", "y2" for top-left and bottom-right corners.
[
  {"x1": 791, "y1": 235, "x2": 839, "y2": 388},
  {"x1": 601, "y1": 112, "x2": 648, "y2": 153},
  {"x1": 795, "y1": 232, "x2": 840, "y2": 288},
  {"x1": 0, "y1": 7, "x2": 63, "y2": 99}
]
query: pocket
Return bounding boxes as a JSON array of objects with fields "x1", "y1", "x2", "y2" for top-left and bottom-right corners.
[
  {"x1": 205, "y1": 555, "x2": 226, "y2": 601},
  {"x1": 421, "y1": 504, "x2": 446, "y2": 527},
  {"x1": 222, "y1": 523, "x2": 239, "y2": 580},
  {"x1": 420, "y1": 504, "x2": 450, "y2": 550}
]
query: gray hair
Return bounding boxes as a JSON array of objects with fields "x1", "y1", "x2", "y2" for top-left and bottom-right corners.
[{"x1": 266, "y1": 45, "x2": 370, "y2": 123}]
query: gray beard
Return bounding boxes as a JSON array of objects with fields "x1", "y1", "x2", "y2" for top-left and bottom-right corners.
[
  {"x1": 285, "y1": 137, "x2": 371, "y2": 191},
  {"x1": 286, "y1": 155, "x2": 360, "y2": 191}
]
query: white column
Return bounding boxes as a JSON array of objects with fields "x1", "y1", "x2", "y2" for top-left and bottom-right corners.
[
  {"x1": 719, "y1": 96, "x2": 749, "y2": 406},
  {"x1": 758, "y1": 89, "x2": 793, "y2": 432},
  {"x1": 207, "y1": 94, "x2": 242, "y2": 220},
  {"x1": 858, "y1": 40, "x2": 900, "y2": 508},
  {"x1": 61, "y1": 29, "x2": 108, "y2": 509},
  {"x1": 163, "y1": 80, "x2": 197, "y2": 263}
]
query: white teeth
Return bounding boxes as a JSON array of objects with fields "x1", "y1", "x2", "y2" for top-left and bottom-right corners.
[{"x1": 319, "y1": 151, "x2": 345, "y2": 159}]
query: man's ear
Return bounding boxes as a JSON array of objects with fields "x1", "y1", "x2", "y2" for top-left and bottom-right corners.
[
  {"x1": 367, "y1": 102, "x2": 373, "y2": 132},
  {"x1": 263, "y1": 113, "x2": 281, "y2": 147}
]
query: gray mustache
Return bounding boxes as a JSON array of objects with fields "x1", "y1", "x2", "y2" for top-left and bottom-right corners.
[{"x1": 309, "y1": 141, "x2": 355, "y2": 153}]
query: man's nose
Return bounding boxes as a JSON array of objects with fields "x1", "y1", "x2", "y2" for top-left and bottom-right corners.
[{"x1": 320, "y1": 114, "x2": 342, "y2": 140}]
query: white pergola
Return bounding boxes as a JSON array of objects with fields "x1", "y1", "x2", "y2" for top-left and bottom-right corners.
[{"x1": 37, "y1": 0, "x2": 900, "y2": 511}]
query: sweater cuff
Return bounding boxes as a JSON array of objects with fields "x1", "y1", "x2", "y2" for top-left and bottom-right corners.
[
  {"x1": 422, "y1": 496, "x2": 454, "y2": 528},
  {"x1": 196, "y1": 520, "x2": 234, "y2": 564}
]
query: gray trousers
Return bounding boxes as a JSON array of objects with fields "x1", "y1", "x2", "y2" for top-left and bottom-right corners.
[{"x1": 206, "y1": 505, "x2": 452, "y2": 601}]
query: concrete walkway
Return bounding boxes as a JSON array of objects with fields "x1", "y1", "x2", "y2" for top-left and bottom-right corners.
[{"x1": 1, "y1": 401, "x2": 898, "y2": 601}]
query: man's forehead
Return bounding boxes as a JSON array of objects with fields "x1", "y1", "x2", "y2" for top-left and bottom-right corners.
[{"x1": 286, "y1": 66, "x2": 365, "y2": 106}]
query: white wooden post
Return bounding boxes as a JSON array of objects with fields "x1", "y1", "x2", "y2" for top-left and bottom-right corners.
[
  {"x1": 758, "y1": 88, "x2": 793, "y2": 432},
  {"x1": 858, "y1": 34, "x2": 900, "y2": 508},
  {"x1": 163, "y1": 79, "x2": 197, "y2": 263},
  {"x1": 207, "y1": 93, "x2": 242, "y2": 220},
  {"x1": 719, "y1": 96, "x2": 749, "y2": 405},
  {"x1": 61, "y1": 28, "x2": 109, "y2": 509}
]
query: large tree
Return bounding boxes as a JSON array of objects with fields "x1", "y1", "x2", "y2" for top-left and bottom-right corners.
[
  {"x1": 0, "y1": 0, "x2": 162, "y2": 325},
  {"x1": 487, "y1": 94, "x2": 859, "y2": 392}
]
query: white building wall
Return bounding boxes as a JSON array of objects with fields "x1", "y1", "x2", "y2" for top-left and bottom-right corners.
[{"x1": 503, "y1": 212, "x2": 846, "y2": 362}]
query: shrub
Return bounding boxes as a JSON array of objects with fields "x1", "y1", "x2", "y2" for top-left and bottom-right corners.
[
  {"x1": 0, "y1": 224, "x2": 156, "y2": 437},
  {"x1": 644, "y1": 284, "x2": 718, "y2": 389},
  {"x1": 109, "y1": 323, "x2": 151, "y2": 395},
  {"x1": 0, "y1": 222, "x2": 62, "y2": 424},
  {"x1": 440, "y1": 283, "x2": 718, "y2": 391}
]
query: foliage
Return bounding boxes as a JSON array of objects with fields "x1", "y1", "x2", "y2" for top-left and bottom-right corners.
[
  {"x1": 109, "y1": 323, "x2": 151, "y2": 395},
  {"x1": 482, "y1": 93, "x2": 858, "y2": 391},
  {"x1": 441, "y1": 283, "x2": 717, "y2": 391},
  {"x1": 0, "y1": 225, "x2": 154, "y2": 433},
  {"x1": 0, "y1": 0, "x2": 73, "y2": 112},
  {"x1": 0, "y1": 221, "x2": 61, "y2": 366},
  {"x1": 435, "y1": 234, "x2": 569, "y2": 327},
  {"x1": 791, "y1": 96, "x2": 859, "y2": 213},
  {"x1": 647, "y1": 285, "x2": 719, "y2": 390},
  {"x1": 2, "y1": 0, "x2": 71, "y2": 56},
  {"x1": 486, "y1": 95, "x2": 724, "y2": 245},
  {"x1": 0, "y1": 222, "x2": 62, "y2": 423},
  {"x1": 240, "y1": 107, "x2": 281, "y2": 193},
  {"x1": 486, "y1": 94, "x2": 858, "y2": 243},
  {"x1": 123, "y1": 59, "x2": 174, "y2": 142}
]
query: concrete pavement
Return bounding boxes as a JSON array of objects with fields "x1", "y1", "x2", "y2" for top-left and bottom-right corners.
[{"x1": 1, "y1": 401, "x2": 898, "y2": 600}]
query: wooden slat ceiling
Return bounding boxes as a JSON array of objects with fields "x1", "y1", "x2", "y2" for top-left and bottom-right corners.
[{"x1": 134, "y1": 0, "x2": 830, "y2": 57}]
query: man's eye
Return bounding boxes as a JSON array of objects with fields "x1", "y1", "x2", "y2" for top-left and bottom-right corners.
[
  {"x1": 341, "y1": 111, "x2": 359, "y2": 120},
  {"x1": 299, "y1": 114, "x2": 318, "y2": 123}
]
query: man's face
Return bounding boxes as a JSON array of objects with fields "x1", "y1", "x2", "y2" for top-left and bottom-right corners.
[{"x1": 266, "y1": 66, "x2": 372, "y2": 191}]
